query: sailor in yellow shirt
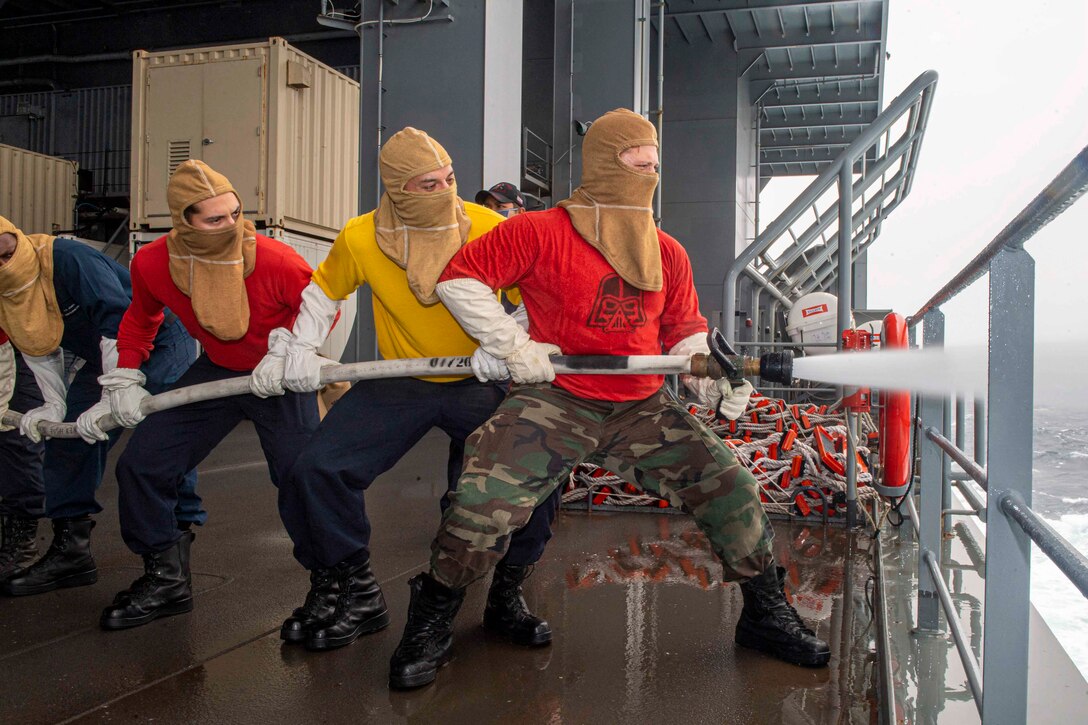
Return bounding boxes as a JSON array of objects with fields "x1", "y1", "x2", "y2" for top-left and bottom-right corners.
[{"x1": 249, "y1": 128, "x2": 558, "y2": 654}]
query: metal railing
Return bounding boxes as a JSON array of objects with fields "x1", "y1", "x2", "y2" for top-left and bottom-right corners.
[
  {"x1": 900, "y1": 145, "x2": 1088, "y2": 723},
  {"x1": 723, "y1": 70, "x2": 939, "y2": 345}
]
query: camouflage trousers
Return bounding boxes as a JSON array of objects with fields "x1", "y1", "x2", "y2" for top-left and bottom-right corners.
[{"x1": 430, "y1": 383, "x2": 774, "y2": 589}]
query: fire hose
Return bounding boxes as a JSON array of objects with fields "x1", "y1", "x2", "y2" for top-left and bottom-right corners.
[{"x1": 1, "y1": 337, "x2": 793, "y2": 441}]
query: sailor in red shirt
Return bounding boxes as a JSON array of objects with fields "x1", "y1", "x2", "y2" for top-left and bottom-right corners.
[
  {"x1": 388, "y1": 110, "x2": 830, "y2": 689},
  {"x1": 96, "y1": 160, "x2": 333, "y2": 631}
]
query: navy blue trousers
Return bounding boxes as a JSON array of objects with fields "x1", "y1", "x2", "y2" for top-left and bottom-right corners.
[
  {"x1": 116, "y1": 355, "x2": 319, "y2": 556},
  {"x1": 282, "y1": 376, "x2": 560, "y2": 571},
  {"x1": 0, "y1": 337, "x2": 204, "y2": 523}
]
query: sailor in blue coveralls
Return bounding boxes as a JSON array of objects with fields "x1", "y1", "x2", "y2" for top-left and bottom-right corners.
[{"x1": 0, "y1": 215, "x2": 202, "y2": 596}]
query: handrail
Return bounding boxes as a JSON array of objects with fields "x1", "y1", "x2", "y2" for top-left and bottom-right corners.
[
  {"x1": 896, "y1": 143, "x2": 1088, "y2": 723},
  {"x1": 723, "y1": 69, "x2": 938, "y2": 343},
  {"x1": 1000, "y1": 492, "x2": 1088, "y2": 600},
  {"x1": 923, "y1": 550, "x2": 984, "y2": 714},
  {"x1": 924, "y1": 426, "x2": 988, "y2": 490},
  {"x1": 908, "y1": 145, "x2": 1088, "y2": 325}
]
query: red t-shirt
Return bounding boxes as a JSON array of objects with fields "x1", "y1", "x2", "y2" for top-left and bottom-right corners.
[
  {"x1": 439, "y1": 208, "x2": 707, "y2": 401},
  {"x1": 117, "y1": 233, "x2": 312, "y2": 372}
]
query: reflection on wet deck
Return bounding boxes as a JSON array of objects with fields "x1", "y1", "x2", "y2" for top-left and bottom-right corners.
[{"x1": 1, "y1": 426, "x2": 878, "y2": 723}]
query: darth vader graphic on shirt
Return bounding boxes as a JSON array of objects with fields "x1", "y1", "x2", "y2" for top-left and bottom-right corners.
[{"x1": 587, "y1": 274, "x2": 646, "y2": 332}]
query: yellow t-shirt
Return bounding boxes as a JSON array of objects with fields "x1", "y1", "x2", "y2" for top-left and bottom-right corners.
[{"x1": 313, "y1": 202, "x2": 513, "y2": 382}]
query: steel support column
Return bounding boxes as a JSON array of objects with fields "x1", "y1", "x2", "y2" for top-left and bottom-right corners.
[
  {"x1": 837, "y1": 162, "x2": 857, "y2": 527},
  {"x1": 917, "y1": 308, "x2": 945, "y2": 631},
  {"x1": 981, "y1": 247, "x2": 1035, "y2": 724}
]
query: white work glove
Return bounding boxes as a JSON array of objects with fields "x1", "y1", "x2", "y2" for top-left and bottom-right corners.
[
  {"x1": 0, "y1": 341, "x2": 15, "y2": 432},
  {"x1": 669, "y1": 332, "x2": 754, "y2": 419},
  {"x1": 21, "y1": 349, "x2": 68, "y2": 443},
  {"x1": 98, "y1": 367, "x2": 150, "y2": 428},
  {"x1": 74, "y1": 337, "x2": 121, "y2": 442},
  {"x1": 716, "y1": 379, "x2": 755, "y2": 421},
  {"x1": 283, "y1": 282, "x2": 341, "y2": 393},
  {"x1": 75, "y1": 393, "x2": 113, "y2": 443},
  {"x1": 470, "y1": 347, "x2": 510, "y2": 382},
  {"x1": 249, "y1": 327, "x2": 292, "y2": 398},
  {"x1": 506, "y1": 339, "x2": 562, "y2": 383},
  {"x1": 436, "y1": 278, "x2": 563, "y2": 385}
]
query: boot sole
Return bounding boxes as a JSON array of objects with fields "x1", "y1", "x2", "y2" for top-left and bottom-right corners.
[
  {"x1": 735, "y1": 629, "x2": 831, "y2": 667},
  {"x1": 2, "y1": 567, "x2": 98, "y2": 597},
  {"x1": 389, "y1": 649, "x2": 453, "y2": 690},
  {"x1": 100, "y1": 597, "x2": 194, "y2": 631},
  {"x1": 304, "y1": 609, "x2": 390, "y2": 651},
  {"x1": 481, "y1": 618, "x2": 552, "y2": 647},
  {"x1": 280, "y1": 625, "x2": 309, "y2": 644}
]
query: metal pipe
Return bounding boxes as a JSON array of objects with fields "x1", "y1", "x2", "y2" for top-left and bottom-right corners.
[
  {"x1": 722, "y1": 70, "x2": 938, "y2": 343},
  {"x1": 654, "y1": 0, "x2": 664, "y2": 224},
  {"x1": 1001, "y1": 492, "x2": 1088, "y2": 600},
  {"x1": 0, "y1": 30, "x2": 359, "y2": 68},
  {"x1": 922, "y1": 550, "x2": 984, "y2": 714},
  {"x1": 905, "y1": 491, "x2": 920, "y2": 537},
  {"x1": 568, "y1": 0, "x2": 576, "y2": 198},
  {"x1": 951, "y1": 480, "x2": 987, "y2": 522},
  {"x1": 873, "y1": 533, "x2": 899, "y2": 725},
  {"x1": 909, "y1": 144, "x2": 1088, "y2": 325},
  {"x1": 354, "y1": 10, "x2": 366, "y2": 363},
  {"x1": 375, "y1": 0, "x2": 385, "y2": 209},
  {"x1": 924, "y1": 426, "x2": 988, "y2": 490}
]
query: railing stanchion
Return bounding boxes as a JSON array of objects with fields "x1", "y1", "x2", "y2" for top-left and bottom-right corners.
[
  {"x1": 974, "y1": 398, "x2": 987, "y2": 467},
  {"x1": 981, "y1": 247, "x2": 1035, "y2": 724},
  {"x1": 942, "y1": 395, "x2": 953, "y2": 536},
  {"x1": 917, "y1": 308, "x2": 945, "y2": 631}
]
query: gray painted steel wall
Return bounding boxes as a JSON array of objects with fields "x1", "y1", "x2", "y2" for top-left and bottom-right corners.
[
  {"x1": 659, "y1": 29, "x2": 757, "y2": 330},
  {"x1": 0, "y1": 85, "x2": 131, "y2": 197}
]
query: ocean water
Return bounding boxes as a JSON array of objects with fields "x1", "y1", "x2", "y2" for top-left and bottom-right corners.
[{"x1": 1030, "y1": 405, "x2": 1088, "y2": 679}]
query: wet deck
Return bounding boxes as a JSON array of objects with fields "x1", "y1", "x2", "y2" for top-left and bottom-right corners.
[{"x1": 1, "y1": 425, "x2": 878, "y2": 724}]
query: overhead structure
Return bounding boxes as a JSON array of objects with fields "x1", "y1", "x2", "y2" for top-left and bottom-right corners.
[{"x1": 661, "y1": 0, "x2": 889, "y2": 179}]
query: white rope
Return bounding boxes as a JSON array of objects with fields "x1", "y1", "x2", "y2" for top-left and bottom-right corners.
[{"x1": 567, "y1": 395, "x2": 887, "y2": 524}]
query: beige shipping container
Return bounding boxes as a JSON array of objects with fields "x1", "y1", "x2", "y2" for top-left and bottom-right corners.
[
  {"x1": 0, "y1": 144, "x2": 77, "y2": 234},
  {"x1": 131, "y1": 37, "x2": 359, "y2": 239}
]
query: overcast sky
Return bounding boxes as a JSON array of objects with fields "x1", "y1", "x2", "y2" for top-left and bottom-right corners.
[{"x1": 761, "y1": 0, "x2": 1088, "y2": 348}]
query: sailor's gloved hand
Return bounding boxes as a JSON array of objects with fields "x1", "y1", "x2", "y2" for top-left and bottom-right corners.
[
  {"x1": 250, "y1": 328, "x2": 291, "y2": 398},
  {"x1": 681, "y1": 374, "x2": 725, "y2": 410},
  {"x1": 18, "y1": 401, "x2": 66, "y2": 443},
  {"x1": 99, "y1": 367, "x2": 150, "y2": 428},
  {"x1": 717, "y1": 379, "x2": 755, "y2": 421},
  {"x1": 282, "y1": 282, "x2": 341, "y2": 393},
  {"x1": 21, "y1": 349, "x2": 68, "y2": 442},
  {"x1": 470, "y1": 347, "x2": 510, "y2": 382},
  {"x1": 506, "y1": 340, "x2": 562, "y2": 384},
  {"x1": 284, "y1": 346, "x2": 335, "y2": 393},
  {"x1": 75, "y1": 393, "x2": 114, "y2": 444}
]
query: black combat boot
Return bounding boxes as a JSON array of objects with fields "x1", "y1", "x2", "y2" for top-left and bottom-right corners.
[
  {"x1": 0, "y1": 514, "x2": 39, "y2": 582},
  {"x1": 3, "y1": 516, "x2": 97, "y2": 596},
  {"x1": 100, "y1": 532, "x2": 194, "y2": 630},
  {"x1": 281, "y1": 567, "x2": 341, "y2": 644},
  {"x1": 305, "y1": 559, "x2": 388, "y2": 651},
  {"x1": 389, "y1": 573, "x2": 467, "y2": 689},
  {"x1": 483, "y1": 563, "x2": 552, "y2": 646},
  {"x1": 735, "y1": 566, "x2": 831, "y2": 667}
]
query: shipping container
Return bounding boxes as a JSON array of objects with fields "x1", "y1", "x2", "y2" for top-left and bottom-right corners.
[
  {"x1": 131, "y1": 38, "x2": 359, "y2": 239},
  {"x1": 0, "y1": 143, "x2": 78, "y2": 233}
]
